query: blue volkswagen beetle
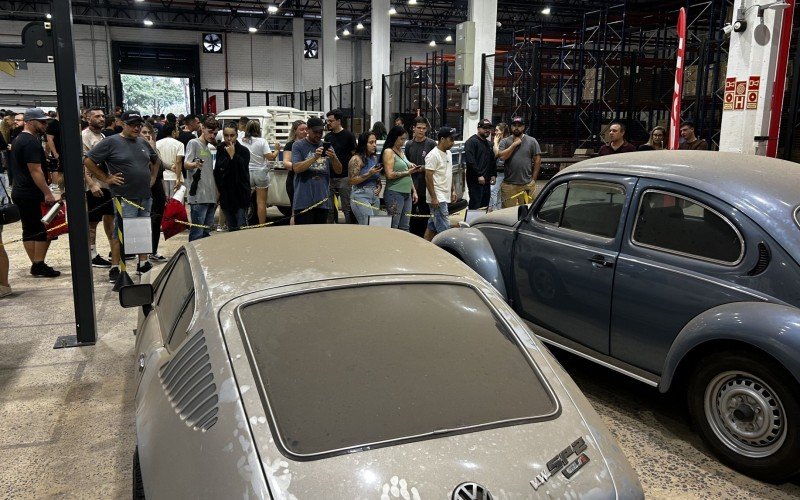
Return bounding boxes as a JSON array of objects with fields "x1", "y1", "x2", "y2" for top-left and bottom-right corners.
[{"x1": 434, "y1": 151, "x2": 800, "y2": 482}]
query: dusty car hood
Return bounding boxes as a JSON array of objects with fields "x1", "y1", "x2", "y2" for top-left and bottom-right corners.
[{"x1": 471, "y1": 206, "x2": 521, "y2": 228}]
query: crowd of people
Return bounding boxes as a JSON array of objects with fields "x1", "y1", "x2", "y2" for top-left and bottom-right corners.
[{"x1": 0, "y1": 101, "x2": 704, "y2": 299}]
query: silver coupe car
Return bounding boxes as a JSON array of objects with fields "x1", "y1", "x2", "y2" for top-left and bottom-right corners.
[
  {"x1": 120, "y1": 226, "x2": 642, "y2": 499},
  {"x1": 433, "y1": 151, "x2": 800, "y2": 482}
]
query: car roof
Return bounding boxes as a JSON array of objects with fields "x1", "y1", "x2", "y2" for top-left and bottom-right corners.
[
  {"x1": 215, "y1": 105, "x2": 309, "y2": 119},
  {"x1": 559, "y1": 151, "x2": 800, "y2": 261},
  {"x1": 188, "y1": 226, "x2": 471, "y2": 305}
]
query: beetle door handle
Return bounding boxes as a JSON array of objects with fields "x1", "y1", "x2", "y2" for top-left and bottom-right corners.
[
  {"x1": 588, "y1": 255, "x2": 613, "y2": 268},
  {"x1": 138, "y1": 353, "x2": 146, "y2": 372}
]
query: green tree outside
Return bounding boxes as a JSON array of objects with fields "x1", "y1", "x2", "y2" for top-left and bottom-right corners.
[{"x1": 121, "y1": 74, "x2": 186, "y2": 116}]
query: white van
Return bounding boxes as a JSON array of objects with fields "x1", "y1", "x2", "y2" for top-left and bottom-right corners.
[{"x1": 215, "y1": 106, "x2": 321, "y2": 214}]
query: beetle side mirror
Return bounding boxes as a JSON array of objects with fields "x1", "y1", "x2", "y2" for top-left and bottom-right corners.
[
  {"x1": 518, "y1": 204, "x2": 531, "y2": 220},
  {"x1": 119, "y1": 284, "x2": 154, "y2": 308}
]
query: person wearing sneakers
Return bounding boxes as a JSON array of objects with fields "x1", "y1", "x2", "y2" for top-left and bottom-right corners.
[
  {"x1": 9, "y1": 108, "x2": 61, "y2": 278},
  {"x1": 81, "y1": 107, "x2": 114, "y2": 269},
  {"x1": 84, "y1": 109, "x2": 160, "y2": 283}
]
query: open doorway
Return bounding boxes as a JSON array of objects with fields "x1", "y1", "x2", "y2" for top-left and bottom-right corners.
[
  {"x1": 111, "y1": 42, "x2": 201, "y2": 113},
  {"x1": 120, "y1": 74, "x2": 190, "y2": 116}
]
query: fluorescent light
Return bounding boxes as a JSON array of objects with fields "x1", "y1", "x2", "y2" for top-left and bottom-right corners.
[
  {"x1": 356, "y1": 22, "x2": 364, "y2": 30},
  {"x1": 342, "y1": 28, "x2": 350, "y2": 36},
  {"x1": 409, "y1": 0, "x2": 417, "y2": 4},
  {"x1": 541, "y1": 7, "x2": 551, "y2": 15},
  {"x1": 45, "y1": 13, "x2": 52, "y2": 19},
  {"x1": 445, "y1": 35, "x2": 452, "y2": 42},
  {"x1": 335, "y1": 35, "x2": 340, "y2": 40},
  {"x1": 388, "y1": 7, "x2": 397, "y2": 15},
  {"x1": 267, "y1": 5, "x2": 279, "y2": 13},
  {"x1": 143, "y1": 19, "x2": 154, "y2": 26},
  {"x1": 429, "y1": 40, "x2": 436, "y2": 47},
  {"x1": 248, "y1": 27, "x2": 257, "y2": 33}
]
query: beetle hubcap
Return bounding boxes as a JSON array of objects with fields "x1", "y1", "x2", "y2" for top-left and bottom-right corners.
[{"x1": 704, "y1": 371, "x2": 786, "y2": 458}]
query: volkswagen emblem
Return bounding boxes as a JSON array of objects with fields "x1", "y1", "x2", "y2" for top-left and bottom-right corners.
[{"x1": 452, "y1": 482, "x2": 493, "y2": 500}]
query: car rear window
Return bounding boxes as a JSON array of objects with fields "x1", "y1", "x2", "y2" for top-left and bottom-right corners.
[{"x1": 238, "y1": 283, "x2": 558, "y2": 458}]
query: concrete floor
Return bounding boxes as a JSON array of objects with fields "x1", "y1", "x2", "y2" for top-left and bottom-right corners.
[{"x1": 1, "y1": 217, "x2": 799, "y2": 499}]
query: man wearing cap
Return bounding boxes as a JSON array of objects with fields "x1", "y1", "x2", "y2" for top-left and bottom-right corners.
[
  {"x1": 497, "y1": 116, "x2": 541, "y2": 208},
  {"x1": 291, "y1": 116, "x2": 342, "y2": 224},
  {"x1": 464, "y1": 119, "x2": 497, "y2": 210},
  {"x1": 423, "y1": 127, "x2": 457, "y2": 241},
  {"x1": 9, "y1": 108, "x2": 61, "y2": 278},
  {"x1": 85, "y1": 109, "x2": 160, "y2": 282}
]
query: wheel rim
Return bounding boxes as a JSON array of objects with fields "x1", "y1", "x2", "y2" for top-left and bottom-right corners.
[{"x1": 704, "y1": 370, "x2": 787, "y2": 458}]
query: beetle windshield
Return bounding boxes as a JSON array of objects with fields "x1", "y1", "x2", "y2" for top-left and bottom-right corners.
[{"x1": 238, "y1": 283, "x2": 558, "y2": 457}]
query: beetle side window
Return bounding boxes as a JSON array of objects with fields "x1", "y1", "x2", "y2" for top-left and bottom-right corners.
[
  {"x1": 156, "y1": 254, "x2": 195, "y2": 343},
  {"x1": 536, "y1": 183, "x2": 568, "y2": 224},
  {"x1": 632, "y1": 190, "x2": 744, "y2": 264}
]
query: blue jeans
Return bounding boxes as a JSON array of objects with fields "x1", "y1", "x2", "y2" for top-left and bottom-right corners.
[
  {"x1": 489, "y1": 172, "x2": 504, "y2": 210},
  {"x1": 385, "y1": 189, "x2": 412, "y2": 231},
  {"x1": 189, "y1": 203, "x2": 216, "y2": 241},
  {"x1": 223, "y1": 207, "x2": 247, "y2": 231},
  {"x1": 350, "y1": 186, "x2": 380, "y2": 225},
  {"x1": 113, "y1": 197, "x2": 152, "y2": 240},
  {"x1": 427, "y1": 201, "x2": 450, "y2": 234}
]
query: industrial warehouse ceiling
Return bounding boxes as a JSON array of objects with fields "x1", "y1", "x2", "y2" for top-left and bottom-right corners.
[{"x1": 0, "y1": 0, "x2": 713, "y2": 43}]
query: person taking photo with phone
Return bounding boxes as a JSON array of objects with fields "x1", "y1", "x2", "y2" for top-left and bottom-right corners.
[
  {"x1": 291, "y1": 117, "x2": 342, "y2": 224},
  {"x1": 182, "y1": 117, "x2": 219, "y2": 241},
  {"x1": 348, "y1": 131, "x2": 383, "y2": 225},
  {"x1": 382, "y1": 125, "x2": 421, "y2": 231}
]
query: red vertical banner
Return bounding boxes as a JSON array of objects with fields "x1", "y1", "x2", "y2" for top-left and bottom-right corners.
[
  {"x1": 767, "y1": 0, "x2": 795, "y2": 157},
  {"x1": 670, "y1": 8, "x2": 687, "y2": 150}
]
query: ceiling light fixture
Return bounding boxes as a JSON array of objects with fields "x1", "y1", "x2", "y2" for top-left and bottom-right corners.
[
  {"x1": 45, "y1": 13, "x2": 52, "y2": 19},
  {"x1": 267, "y1": 5, "x2": 279, "y2": 13},
  {"x1": 429, "y1": 40, "x2": 436, "y2": 47},
  {"x1": 356, "y1": 22, "x2": 364, "y2": 30},
  {"x1": 248, "y1": 27, "x2": 257, "y2": 33},
  {"x1": 342, "y1": 28, "x2": 350, "y2": 36},
  {"x1": 143, "y1": 19, "x2": 154, "y2": 26},
  {"x1": 409, "y1": 0, "x2": 417, "y2": 4},
  {"x1": 445, "y1": 35, "x2": 452, "y2": 42},
  {"x1": 541, "y1": 7, "x2": 551, "y2": 15},
  {"x1": 389, "y1": 7, "x2": 397, "y2": 15},
  {"x1": 335, "y1": 35, "x2": 340, "y2": 40}
]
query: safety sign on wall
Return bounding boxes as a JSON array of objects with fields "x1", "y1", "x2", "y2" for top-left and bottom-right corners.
[
  {"x1": 734, "y1": 80, "x2": 746, "y2": 110},
  {"x1": 746, "y1": 76, "x2": 760, "y2": 110},
  {"x1": 724, "y1": 77, "x2": 735, "y2": 111}
]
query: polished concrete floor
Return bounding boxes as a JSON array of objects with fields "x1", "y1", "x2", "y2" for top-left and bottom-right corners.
[{"x1": 1, "y1": 218, "x2": 799, "y2": 499}]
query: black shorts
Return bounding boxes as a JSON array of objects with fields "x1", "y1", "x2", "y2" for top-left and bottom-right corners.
[
  {"x1": 86, "y1": 188, "x2": 114, "y2": 222},
  {"x1": 12, "y1": 195, "x2": 47, "y2": 242}
]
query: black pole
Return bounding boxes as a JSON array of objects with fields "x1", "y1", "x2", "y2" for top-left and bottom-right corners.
[{"x1": 52, "y1": 0, "x2": 97, "y2": 348}]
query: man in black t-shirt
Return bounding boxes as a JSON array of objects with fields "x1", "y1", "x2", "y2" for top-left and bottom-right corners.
[
  {"x1": 10, "y1": 108, "x2": 61, "y2": 277},
  {"x1": 324, "y1": 109, "x2": 357, "y2": 223},
  {"x1": 178, "y1": 114, "x2": 200, "y2": 146},
  {"x1": 404, "y1": 116, "x2": 438, "y2": 237}
]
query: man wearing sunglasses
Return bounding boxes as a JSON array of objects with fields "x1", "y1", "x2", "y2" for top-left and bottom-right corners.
[{"x1": 84, "y1": 110, "x2": 160, "y2": 282}]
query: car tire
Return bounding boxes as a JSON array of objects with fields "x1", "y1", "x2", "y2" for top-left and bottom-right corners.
[
  {"x1": 133, "y1": 446, "x2": 146, "y2": 500},
  {"x1": 687, "y1": 351, "x2": 800, "y2": 482}
]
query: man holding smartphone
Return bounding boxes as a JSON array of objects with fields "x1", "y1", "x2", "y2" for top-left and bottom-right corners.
[
  {"x1": 324, "y1": 109, "x2": 357, "y2": 223},
  {"x1": 292, "y1": 117, "x2": 343, "y2": 224},
  {"x1": 183, "y1": 117, "x2": 219, "y2": 241}
]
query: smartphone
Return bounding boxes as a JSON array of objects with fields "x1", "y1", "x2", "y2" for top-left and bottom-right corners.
[{"x1": 322, "y1": 142, "x2": 332, "y2": 153}]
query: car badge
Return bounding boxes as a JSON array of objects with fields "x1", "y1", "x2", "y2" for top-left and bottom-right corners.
[
  {"x1": 530, "y1": 437, "x2": 589, "y2": 491},
  {"x1": 452, "y1": 482, "x2": 493, "y2": 500}
]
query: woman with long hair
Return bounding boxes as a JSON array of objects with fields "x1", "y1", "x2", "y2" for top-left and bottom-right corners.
[
  {"x1": 382, "y1": 125, "x2": 420, "y2": 231},
  {"x1": 490, "y1": 122, "x2": 510, "y2": 210},
  {"x1": 371, "y1": 121, "x2": 388, "y2": 141},
  {"x1": 140, "y1": 122, "x2": 167, "y2": 261},
  {"x1": 639, "y1": 126, "x2": 667, "y2": 151},
  {"x1": 241, "y1": 120, "x2": 280, "y2": 225},
  {"x1": 282, "y1": 120, "x2": 308, "y2": 210},
  {"x1": 348, "y1": 131, "x2": 383, "y2": 224}
]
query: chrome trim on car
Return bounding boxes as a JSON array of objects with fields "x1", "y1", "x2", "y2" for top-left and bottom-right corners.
[
  {"x1": 616, "y1": 255, "x2": 772, "y2": 302},
  {"x1": 232, "y1": 278, "x2": 562, "y2": 461},
  {"x1": 529, "y1": 324, "x2": 660, "y2": 387},
  {"x1": 630, "y1": 189, "x2": 745, "y2": 266},
  {"x1": 794, "y1": 206, "x2": 800, "y2": 230},
  {"x1": 532, "y1": 180, "x2": 626, "y2": 241}
]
